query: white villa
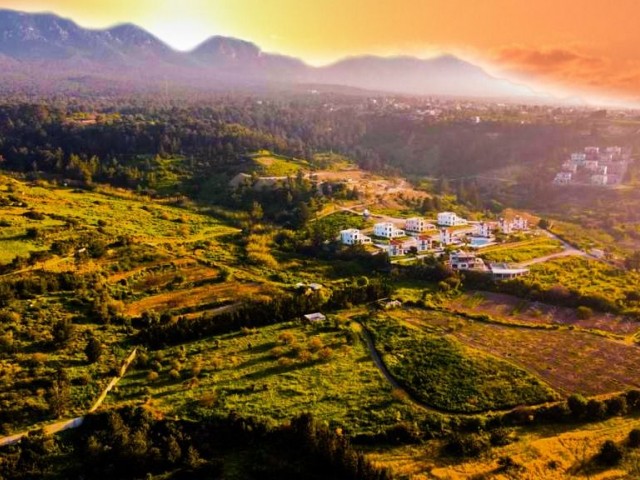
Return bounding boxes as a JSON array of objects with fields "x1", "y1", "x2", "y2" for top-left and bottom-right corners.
[
  {"x1": 439, "y1": 228, "x2": 455, "y2": 246},
  {"x1": 340, "y1": 229, "x2": 372, "y2": 245},
  {"x1": 405, "y1": 217, "x2": 435, "y2": 234},
  {"x1": 373, "y1": 222, "x2": 405, "y2": 238},
  {"x1": 499, "y1": 216, "x2": 528, "y2": 234},
  {"x1": 449, "y1": 251, "x2": 487, "y2": 271},
  {"x1": 591, "y1": 174, "x2": 608, "y2": 186},
  {"x1": 554, "y1": 172, "x2": 572, "y2": 185},
  {"x1": 382, "y1": 236, "x2": 432, "y2": 257},
  {"x1": 474, "y1": 222, "x2": 493, "y2": 238},
  {"x1": 437, "y1": 212, "x2": 467, "y2": 227}
]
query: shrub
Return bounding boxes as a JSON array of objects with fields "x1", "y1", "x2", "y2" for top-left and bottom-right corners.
[
  {"x1": 576, "y1": 306, "x2": 593, "y2": 320},
  {"x1": 147, "y1": 371, "x2": 159, "y2": 382},
  {"x1": 629, "y1": 429, "x2": 640, "y2": 448},
  {"x1": 585, "y1": 399, "x2": 607, "y2": 421},
  {"x1": 596, "y1": 440, "x2": 623, "y2": 466},
  {"x1": 168, "y1": 369, "x2": 181, "y2": 381},
  {"x1": 605, "y1": 396, "x2": 627, "y2": 416},
  {"x1": 318, "y1": 347, "x2": 333, "y2": 361},
  {"x1": 270, "y1": 346, "x2": 286, "y2": 359},
  {"x1": 490, "y1": 428, "x2": 513, "y2": 447},
  {"x1": 444, "y1": 433, "x2": 490, "y2": 458},
  {"x1": 567, "y1": 394, "x2": 588, "y2": 419}
]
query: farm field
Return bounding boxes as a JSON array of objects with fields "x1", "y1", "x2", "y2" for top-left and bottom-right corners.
[
  {"x1": 445, "y1": 291, "x2": 640, "y2": 336},
  {"x1": 478, "y1": 237, "x2": 564, "y2": 264},
  {"x1": 368, "y1": 414, "x2": 640, "y2": 479},
  {"x1": 249, "y1": 151, "x2": 310, "y2": 176},
  {"x1": 366, "y1": 313, "x2": 558, "y2": 413},
  {"x1": 106, "y1": 320, "x2": 424, "y2": 435},
  {"x1": 394, "y1": 308, "x2": 640, "y2": 397}
]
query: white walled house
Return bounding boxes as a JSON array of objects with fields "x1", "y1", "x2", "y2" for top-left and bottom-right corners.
[
  {"x1": 583, "y1": 160, "x2": 599, "y2": 171},
  {"x1": 512, "y1": 216, "x2": 528, "y2": 231},
  {"x1": 474, "y1": 222, "x2": 493, "y2": 238},
  {"x1": 449, "y1": 251, "x2": 487, "y2": 271},
  {"x1": 489, "y1": 263, "x2": 529, "y2": 280},
  {"x1": 340, "y1": 229, "x2": 371, "y2": 245},
  {"x1": 437, "y1": 212, "x2": 467, "y2": 227},
  {"x1": 383, "y1": 236, "x2": 432, "y2": 257},
  {"x1": 571, "y1": 153, "x2": 586, "y2": 164},
  {"x1": 591, "y1": 174, "x2": 608, "y2": 186},
  {"x1": 554, "y1": 172, "x2": 572, "y2": 185},
  {"x1": 439, "y1": 228, "x2": 455, "y2": 245},
  {"x1": 373, "y1": 222, "x2": 405, "y2": 238},
  {"x1": 498, "y1": 218, "x2": 512, "y2": 234},
  {"x1": 562, "y1": 161, "x2": 578, "y2": 173},
  {"x1": 405, "y1": 217, "x2": 435, "y2": 234}
]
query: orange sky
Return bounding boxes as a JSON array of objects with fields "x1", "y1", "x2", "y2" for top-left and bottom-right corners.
[{"x1": 1, "y1": 0, "x2": 640, "y2": 102}]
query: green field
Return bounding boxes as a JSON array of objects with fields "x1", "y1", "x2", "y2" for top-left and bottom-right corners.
[
  {"x1": 479, "y1": 237, "x2": 563, "y2": 263},
  {"x1": 107, "y1": 321, "x2": 422, "y2": 435},
  {"x1": 249, "y1": 151, "x2": 310, "y2": 176},
  {"x1": 365, "y1": 312, "x2": 558, "y2": 413}
]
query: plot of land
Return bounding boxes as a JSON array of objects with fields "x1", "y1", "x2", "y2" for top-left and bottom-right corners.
[
  {"x1": 396, "y1": 308, "x2": 640, "y2": 397},
  {"x1": 446, "y1": 291, "x2": 640, "y2": 336},
  {"x1": 108, "y1": 321, "x2": 421, "y2": 434}
]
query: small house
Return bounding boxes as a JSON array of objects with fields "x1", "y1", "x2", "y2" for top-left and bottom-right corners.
[{"x1": 302, "y1": 313, "x2": 326, "y2": 325}]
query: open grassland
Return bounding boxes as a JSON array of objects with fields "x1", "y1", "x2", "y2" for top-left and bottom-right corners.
[
  {"x1": 478, "y1": 237, "x2": 563, "y2": 264},
  {"x1": 107, "y1": 321, "x2": 423, "y2": 435},
  {"x1": 366, "y1": 313, "x2": 557, "y2": 413},
  {"x1": 249, "y1": 151, "x2": 309, "y2": 176},
  {"x1": 395, "y1": 308, "x2": 640, "y2": 397},
  {"x1": 368, "y1": 414, "x2": 640, "y2": 479},
  {"x1": 526, "y1": 257, "x2": 640, "y2": 310},
  {"x1": 446, "y1": 291, "x2": 640, "y2": 336}
]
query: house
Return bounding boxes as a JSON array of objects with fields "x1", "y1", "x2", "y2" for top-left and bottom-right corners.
[
  {"x1": 562, "y1": 161, "x2": 578, "y2": 173},
  {"x1": 489, "y1": 263, "x2": 529, "y2": 280},
  {"x1": 437, "y1": 212, "x2": 467, "y2": 226},
  {"x1": 591, "y1": 174, "x2": 608, "y2": 186},
  {"x1": 585, "y1": 146, "x2": 600, "y2": 157},
  {"x1": 498, "y1": 218, "x2": 512, "y2": 234},
  {"x1": 554, "y1": 172, "x2": 572, "y2": 185},
  {"x1": 340, "y1": 229, "x2": 372, "y2": 245},
  {"x1": 302, "y1": 313, "x2": 326, "y2": 324},
  {"x1": 606, "y1": 146, "x2": 622, "y2": 155},
  {"x1": 405, "y1": 217, "x2": 435, "y2": 233},
  {"x1": 449, "y1": 251, "x2": 487, "y2": 271},
  {"x1": 583, "y1": 160, "x2": 599, "y2": 171},
  {"x1": 373, "y1": 222, "x2": 405, "y2": 238},
  {"x1": 439, "y1": 228, "x2": 455, "y2": 245},
  {"x1": 512, "y1": 216, "x2": 528, "y2": 231},
  {"x1": 474, "y1": 222, "x2": 493, "y2": 238},
  {"x1": 571, "y1": 153, "x2": 586, "y2": 164}
]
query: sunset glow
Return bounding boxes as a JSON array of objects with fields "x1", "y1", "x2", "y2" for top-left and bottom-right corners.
[{"x1": 1, "y1": 0, "x2": 639, "y2": 101}]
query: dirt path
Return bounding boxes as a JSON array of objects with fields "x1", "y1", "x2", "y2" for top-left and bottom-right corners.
[{"x1": 0, "y1": 348, "x2": 137, "y2": 448}]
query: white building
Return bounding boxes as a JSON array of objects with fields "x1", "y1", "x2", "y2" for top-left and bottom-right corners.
[
  {"x1": 571, "y1": 153, "x2": 586, "y2": 164},
  {"x1": 340, "y1": 229, "x2": 372, "y2": 245},
  {"x1": 449, "y1": 251, "x2": 487, "y2": 271},
  {"x1": 591, "y1": 174, "x2": 608, "y2": 186},
  {"x1": 489, "y1": 263, "x2": 529, "y2": 280},
  {"x1": 585, "y1": 146, "x2": 600, "y2": 156},
  {"x1": 437, "y1": 212, "x2": 467, "y2": 227},
  {"x1": 405, "y1": 217, "x2": 435, "y2": 234},
  {"x1": 439, "y1": 228, "x2": 455, "y2": 246},
  {"x1": 562, "y1": 161, "x2": 578, "y2": 173},
  {"x1": 606, "y1": 146, "x2": 622, "y2": 155},
  {"x1": 474, "y1": 222, "x2": 493, "y2": 238},
  {"x1": 373, "y1": 222, "x2": 405, "y2": 238},
  {"x1": 554, "y1": 172, "x2": 572, "y2": 185},
  {"x1": 583, "y1": 160, "x2": 599, "y2": 171},
  {"x1": 383, "y1": 236, "x2": 433, "y2": 257},
  {"x1": 512, "y1": 216, "x2": 528, "y2": 231}
]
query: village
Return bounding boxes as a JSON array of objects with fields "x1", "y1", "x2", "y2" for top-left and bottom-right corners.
[
  {"x1": 553, "y1": 146, "x2": 631, "y2": 186},
  {"x1": 339, "y1": 210, "x2": 532, "y2": 280}
]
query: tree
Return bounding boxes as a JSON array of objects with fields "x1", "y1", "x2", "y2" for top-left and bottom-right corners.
[
  {"x1": 85, "y1": 336, "x2": 103, "y2": 363},
  {"x1": 597, "y1": 440, "x2": 623, "y2": 466},
  {"x1": 47, "y1": 369, "x2": 70, "y2": 418},
  {"x1": 52, "y1": 318, "x2": 74, "y2": 347},
  {"x1": 538, "y1": 218, "x2": 550, "y2": 230}
]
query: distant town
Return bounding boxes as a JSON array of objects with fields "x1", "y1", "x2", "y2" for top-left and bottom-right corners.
[{"x1": 553, "y1": 146, "x2": 632, "y2": 187}]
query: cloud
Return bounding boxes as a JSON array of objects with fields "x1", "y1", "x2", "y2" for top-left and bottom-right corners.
[{"x1": 492, "y1": 45, "x2": 640, "y2": 100}]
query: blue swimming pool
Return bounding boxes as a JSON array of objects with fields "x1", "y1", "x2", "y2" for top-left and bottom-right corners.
[{"x1": 469, "y1": 237, "x2": 492, "y2": 247}]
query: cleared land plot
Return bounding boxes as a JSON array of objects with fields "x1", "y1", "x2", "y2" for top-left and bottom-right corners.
[
  {"x1": 250, "y1": 152, "x2": 309, "y2": 176},
  {"x1": 396, "y1": 308, "x2": 640, "y2": 397},
  {"x1": 478, "y1": 237, "x2": 564, "y2": 263},
  {"x1": 124, "y1": 281, "x2": 261, "y2": 316},
  {"x1": 108, "y1": 321, "x2": 421, "y2": 434},
  {"x1": 368, "y1": 414, "x2": 640, "y2": 480},
  {"x1": 367, "y1": 312, "x2": 557, "y2": 413},
  {"x1": 447, "y1": 291, "x2": 640, "y2": 336}
]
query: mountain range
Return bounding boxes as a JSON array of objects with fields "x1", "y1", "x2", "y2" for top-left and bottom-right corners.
[{"x1": 0, "y1": 8, "x2": 537, "y2": 98}]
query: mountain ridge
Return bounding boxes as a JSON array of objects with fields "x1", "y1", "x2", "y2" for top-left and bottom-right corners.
[{"x1": 0, "y1": 8, "x2": 538, "y2": 98}]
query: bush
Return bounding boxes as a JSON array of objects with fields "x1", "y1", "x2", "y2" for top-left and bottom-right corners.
[
  {"x1": 585, "y1": 399, "x2": 607, "y2": 421},
  {"x1": 567, "y1": 394, "x2": 588, "y2": 419},
  {"x1": 629, "y1": 429, "x2": 640, "y2": 448},
  {"x1": 490, "y1": 428, "x2": 513, "y2": 447},
  {"x1": 596, "y1": 440, "x2": 623, "y2": 466},
  {"x1": 605, "y1": 396, "x2": 627, "y2": 416},
  {"x1": 444, "y1": 433, "x2": 490, "y2": 458},
  {"x1": 576, "y1": 306, "x2": 593, "y2": 320}
]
